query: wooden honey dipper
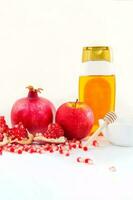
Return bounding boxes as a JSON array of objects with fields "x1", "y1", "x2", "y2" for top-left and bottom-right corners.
[{"x1": 88, "y1": 112, "x2": 117, "y2": 145}]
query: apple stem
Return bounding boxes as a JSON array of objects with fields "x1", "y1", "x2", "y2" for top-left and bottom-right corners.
[{"x1": 75, "y1": 99, "x2": 78, "y2": 108}]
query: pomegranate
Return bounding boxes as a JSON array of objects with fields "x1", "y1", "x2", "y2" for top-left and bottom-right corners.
[
  {"x1": 0, "y1": 116, "x2": 9, "y2": 135},
  {"x1": 34, "y1": 123, "x2": 66, "y2": 144},
  {"x1": 43, "y1": 123, "x2": 64, "y2": 139},
  {"x1": 8, "y1": 122, "x2": 28, "y2": 141},
  {"x1": 11, "y1": 86, "x2": 55, "y2": 134}
]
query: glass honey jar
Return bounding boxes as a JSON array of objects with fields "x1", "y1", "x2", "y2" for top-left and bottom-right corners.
[{"x1": 79, "y1": 46, "x2": 116, "y2": 133}]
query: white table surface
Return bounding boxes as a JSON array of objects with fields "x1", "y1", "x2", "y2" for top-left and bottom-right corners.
[{"x1": 0, "y1": 142, "x2": 133, "y2": 200}]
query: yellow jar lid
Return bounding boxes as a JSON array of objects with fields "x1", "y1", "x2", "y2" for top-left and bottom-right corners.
[{"x1": 82, "y1": 46, "x2": 111, "y2": 62}]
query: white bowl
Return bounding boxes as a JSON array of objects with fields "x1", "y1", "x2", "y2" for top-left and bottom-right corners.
[{"x1": 99, "y1": 119, "x2": 133, "y2": 147}]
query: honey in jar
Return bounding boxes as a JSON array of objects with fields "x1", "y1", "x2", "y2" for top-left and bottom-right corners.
[{"x1": 79, "y1": 46, "x2": 116, "y2": 133}]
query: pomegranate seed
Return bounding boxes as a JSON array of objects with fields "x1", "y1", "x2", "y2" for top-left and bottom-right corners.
[
  {"x1": 29, "y1": 148, "x2": 35, "y2": 153},
  {"x1": 92, "y1": 140, "x2": 98, "y2": 147},
  {"x1": 84, "y1": 158, "x2": 90, "y2": 163},
  {"x1": 49, "y1": 149, "x2": 54, "y2": 153},
  {"x1": 83, "y1": 146, "x2": 88, "y2": 151},
  {"x1": 72, "y1": 144, "x2": 76, "y2": 149},
  {"x1": 65, "y1": 153, "x2": 70, "y2": 156},
  {"x1": 68, "y1": 145, "x2": 72, "y2": 150},
  {"x1": 78, "y1": 144, "x2": 82, "y2": 148},
  {"x1": 59, "y1": 149, "x2": 63, "y2": 154},
  {"x1": 0, "y1": 147, "x2": 2, "y2": 155},
  {"x1": 17, "y1": 149, "x2": 22, "y2": 154},
  {"x1": 0, "y1": 133, "x2": 4, "y2": 141},
  {"x1": 46, "y1": 146, "x2": 51, "y2": 151},
  {"x1": 85, "y1": 158, "x2": 93, "y2": 164},
  {"x1": 24, "y1": 147, "x2": 29, "y2": 152},
  {"x1": 77, "y1": 157, "x2": 82, "y2": 162},
  {"x1": 10, "y1": 147, "x2": 15, "y2": 152}
]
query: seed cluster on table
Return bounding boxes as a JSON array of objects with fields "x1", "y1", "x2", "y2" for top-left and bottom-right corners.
[
  {"x1": 0, "y1": 139, "x2": 99, "y2": 165},
  {"x1": 0, "y1": 116, "x2": 100, "y2": 165}
]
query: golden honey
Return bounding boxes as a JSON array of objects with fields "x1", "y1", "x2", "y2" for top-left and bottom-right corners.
[{"x1": 79, "y1": 46, "x2": 116, "y2": 133}]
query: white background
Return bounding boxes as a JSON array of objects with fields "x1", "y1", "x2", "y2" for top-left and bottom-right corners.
[
  {"x1": 0, "y1": 1, "x2": 133, "y2": 200},
  {"x1": 0, "y1": 0, "x2": 133, "y2": 123}
]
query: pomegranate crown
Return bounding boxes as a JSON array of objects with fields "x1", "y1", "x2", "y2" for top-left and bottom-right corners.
[{"x1": 26, "y1": 85, "x2": 43, "y2": 93}]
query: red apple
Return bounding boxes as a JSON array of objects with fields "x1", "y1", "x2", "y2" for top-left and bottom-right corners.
[{"x1": 55, "y1": 100, "x2": 94, "y2": 139}]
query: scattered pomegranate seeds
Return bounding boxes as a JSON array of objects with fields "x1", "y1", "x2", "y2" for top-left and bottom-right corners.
[
  {"x1": 77, "y1": 157, "x2": 93, "y2": 165},
  {"x1": 0, "y1": 116, "x2": 100, "y2": 167},
  {"x1": 0, "y1": 139, "x2": 97, "y2": 167},
  {"x1": 1, "y1": 138, "x2": 94, "y2": 156}
]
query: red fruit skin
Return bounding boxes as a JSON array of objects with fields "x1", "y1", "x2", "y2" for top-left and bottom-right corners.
[
  {"x1": 11, "y1": 97, "x2": 55, "y2": 134},
  {"x1": 55, "y1": 102, "x2": 94, "y2": 140}
]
